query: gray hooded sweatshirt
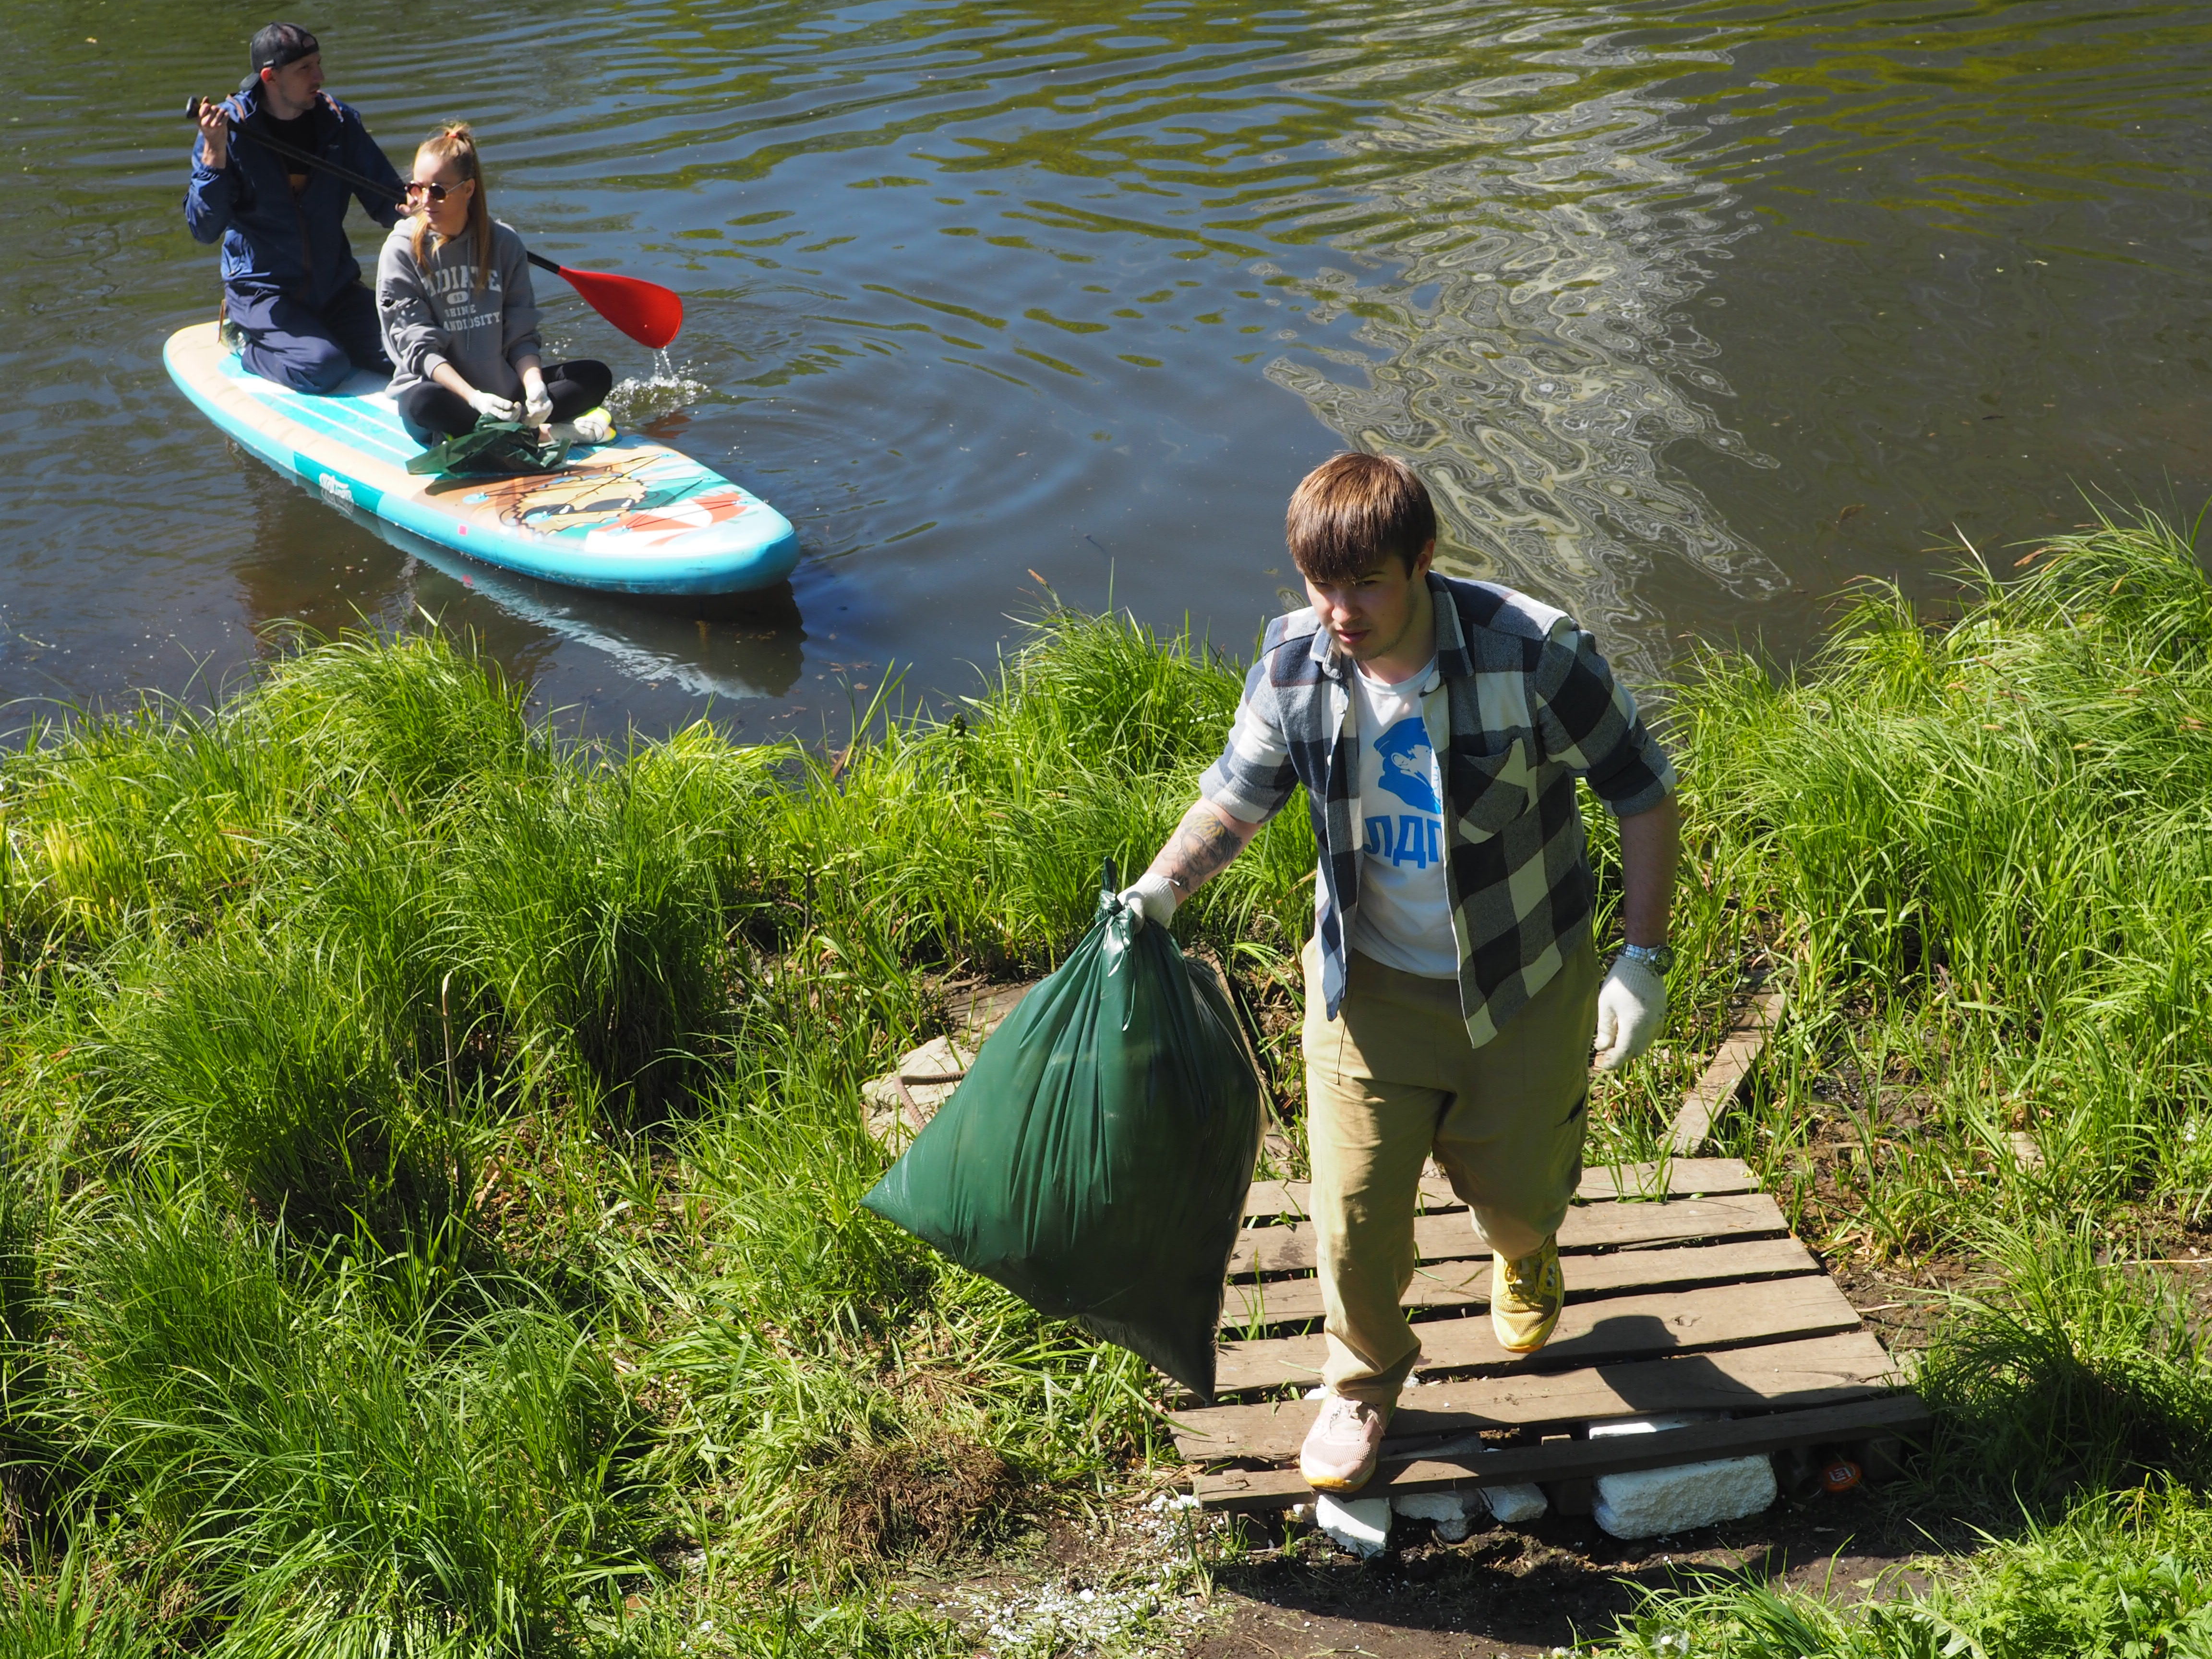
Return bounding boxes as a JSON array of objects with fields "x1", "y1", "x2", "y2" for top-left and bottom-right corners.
[{"x1": 375, "y1": 217, "x2": 541, "y2": 404}]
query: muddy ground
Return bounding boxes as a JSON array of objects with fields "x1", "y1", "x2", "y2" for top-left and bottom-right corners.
[
  {"x1": 889, "y1": 974, "x2": 2212, "y2": 1653},
  {"x1": 1178, "y1": 1483, "x2": 1938, "y2": 1658},
  {"x1": 899, "y1": 1410, "x2": 1955, "y2": 1657},
  {"x1": 896, "y1": 1251, "x2": 1982, "y2": 1656}
]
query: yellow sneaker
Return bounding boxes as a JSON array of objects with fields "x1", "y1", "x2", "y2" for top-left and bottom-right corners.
[
  {"x1": 1491, "y1": 1235, "x2": 1563, "y2": 1354},
  {"x1": 575, "y1": 407, "x2": 616, "y2": 445}
]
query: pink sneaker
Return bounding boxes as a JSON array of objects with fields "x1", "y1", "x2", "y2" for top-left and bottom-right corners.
[{"x1": 1299, "y1": 1394, "x2": 1392, "y2": 1493}]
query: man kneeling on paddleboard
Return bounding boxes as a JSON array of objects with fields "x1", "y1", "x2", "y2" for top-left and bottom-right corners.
[
  {"x1": 185, "y1": 23, "x2": 405, "y2": 394},
  {"x1": 376, "y1": 123, "x2": 616, "y2": 453}
]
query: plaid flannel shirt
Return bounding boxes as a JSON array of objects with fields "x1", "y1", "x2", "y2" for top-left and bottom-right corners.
[{"x1": 1200, "y1": 573, "x2": 1675, "y2": 1048}]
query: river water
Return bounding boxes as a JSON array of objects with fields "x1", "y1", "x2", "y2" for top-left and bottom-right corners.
[{"x1": 6, "y1": 0, "x2": 2211, "y2": 739}]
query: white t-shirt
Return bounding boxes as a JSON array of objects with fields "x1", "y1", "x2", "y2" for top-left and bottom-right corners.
[{"x1": 1346, "y1": 658, "x2": 1457, "y2": 978}]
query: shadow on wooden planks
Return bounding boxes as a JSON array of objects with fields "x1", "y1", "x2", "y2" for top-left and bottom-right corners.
[
  {"x1": 1184, "y1": 1155, "x2": 1926, "y2": 1513},
  {"x1": 863, "y1": 960, "x2": 1918, "y2": 1510}
]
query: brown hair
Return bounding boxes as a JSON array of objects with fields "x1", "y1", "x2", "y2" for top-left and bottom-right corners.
[
  {"x1": 410, "y1": 122, "x2": 494, "y2": 293},
  {"x1": 1285, "y1": 452, "x2": 1438, "y2": 582}
]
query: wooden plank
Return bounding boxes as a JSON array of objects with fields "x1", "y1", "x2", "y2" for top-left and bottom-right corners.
[
  {"x1": 1211, "y1": 1272, "x2": 1864, "y2": 1395},
  {"x1": 1196, "y1": 1392, "x2": 1928, "y2": 1511},
  {"x1": 1575, "y1": 1157, "x2": 1760, "y2": 1202},
  {"x1": 1670, "y1": 987, "x2": 1784, "y2": 1156},
  {"x1": 1218, "y1": 1235, "x2": 1821, "y2": 1335},
  {"x1": 1229, "y1": 1190, "x2": 1789, "y2": 1280},
  {"x1": 1242, "y1": 1157, "x2": 1757, "y2": 1224},
  {"x1": 1170, "y1": 1329, "x2": 1902, "y2": 1464}
]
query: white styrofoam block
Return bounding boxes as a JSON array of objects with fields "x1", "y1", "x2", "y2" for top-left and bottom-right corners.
[
  {"x1": 1315, "y1": 1493, "x2": 1393, "y2": 1556},
  {"x1": 1586, "y1": 1412, "x2": 1724, "y2": 1439},
  {"x1": 1391, "y1": 1490, "x2": 1473, "y2": 1542},
  {"x1": 1479, "y1": 1482, "x2": 1549, "y2": 1524},
  {"x1": 1593, "y1": 1454, "x2": 1777, "y2": 1539}
]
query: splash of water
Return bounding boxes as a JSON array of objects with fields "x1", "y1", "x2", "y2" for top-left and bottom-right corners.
[{"x1": 607, "y1": 349, "x2": 712, "y2": 425}]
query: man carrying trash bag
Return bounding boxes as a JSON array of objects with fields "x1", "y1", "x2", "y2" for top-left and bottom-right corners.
[{"x1": 1118, "y1": 452, "x2": 1679, "y2": 1496}]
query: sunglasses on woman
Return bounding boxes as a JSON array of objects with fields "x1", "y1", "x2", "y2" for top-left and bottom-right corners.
[{"x1": 404, "y1": 179, "x2": 454, "y2": 202}]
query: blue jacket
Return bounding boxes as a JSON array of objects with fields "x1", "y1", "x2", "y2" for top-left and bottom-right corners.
[{"x1": 183, "y1": 81, "x2": 405, "y2": 312}]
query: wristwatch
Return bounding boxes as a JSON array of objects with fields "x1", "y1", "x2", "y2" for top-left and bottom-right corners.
[{"x1": 1619, "y1": 942, "x2": 1674, "y2": 975}]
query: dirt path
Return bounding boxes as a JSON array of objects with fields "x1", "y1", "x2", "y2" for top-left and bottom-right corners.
[
  {"x1": 1181, "y1": 1488, "x2": 1939, "y2": 1657},
  {"x1": 902, "y1": 1470, "x2": 1950, "y2": 1655}
]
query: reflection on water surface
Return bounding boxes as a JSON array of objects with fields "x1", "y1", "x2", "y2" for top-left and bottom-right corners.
[{"x1": 4, "y1": 0, "x2": 2212, "y2": 731}]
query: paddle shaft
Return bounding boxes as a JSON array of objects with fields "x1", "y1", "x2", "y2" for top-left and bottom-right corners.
[
  {"x1": 183, "y1": 98, "x2": 683, "y2": 348},
  {"x1": 192, "y1": 104, "x2": 580, "y2": 279},
  {"x1": 185, "y1": 97, "x2": 405, "y2": 204}
]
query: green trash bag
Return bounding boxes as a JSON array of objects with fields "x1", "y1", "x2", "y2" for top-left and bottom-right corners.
[
  {"x1": 405, "y1": 421, "x2": 571, "y2": 478},
  {"x1": 862, "y1": 866, "x2": 1264, "y2": 1399}
]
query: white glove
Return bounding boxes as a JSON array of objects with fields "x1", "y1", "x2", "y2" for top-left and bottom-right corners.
[
  {"x1": 1592, "y1": 951, "x2": 1667, "y2": 1070},
  {"x1": 1116, "y1": 871, "x2": 1179, "y2": 932},
  {"x1": 520, "y1": 378, "x2": 554, "y2": 427},
  {"x1": 464, "y1": 387, "x2": 520, "y2": 423}
]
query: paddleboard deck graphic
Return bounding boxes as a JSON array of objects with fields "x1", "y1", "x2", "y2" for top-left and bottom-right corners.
[{"x1": 164, "y1": 323, "x2": 799, "y2": 595}]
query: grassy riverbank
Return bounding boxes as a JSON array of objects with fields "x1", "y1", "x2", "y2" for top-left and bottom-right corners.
[
  {"x1": 1585, "y1": 505, "x2": 2212, "y2": 1656},
  {"x1": 1, "y1": 510, "x2": 2210, "y2": 1655},
  {"x1": 0, "y1": 606, "x2": 1322, "y2": 1655}
]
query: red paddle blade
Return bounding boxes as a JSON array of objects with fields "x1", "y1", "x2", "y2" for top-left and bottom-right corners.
[{"x1": 554, "y1": 264, "x2": 683, "y2": 350}]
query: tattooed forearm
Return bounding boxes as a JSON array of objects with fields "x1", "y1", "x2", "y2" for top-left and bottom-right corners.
[
  {"x1": 1167, "y1": 811, "x2": 1239, "y2": 891},
  {"x1": 1148, "y1": 799, "x2": 1262, "y2": 896}
]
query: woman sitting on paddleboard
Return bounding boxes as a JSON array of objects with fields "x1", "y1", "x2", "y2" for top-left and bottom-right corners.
[{"x1": 375, "y1": 123, "x2": 614, "y2": 449}]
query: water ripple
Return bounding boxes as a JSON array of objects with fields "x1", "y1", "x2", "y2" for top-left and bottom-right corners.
[
  {"x1": 1257, "y1": 7, "x2": 1786, "y2": 658},
  {"x1": 10, "y1": 0, "x2": 2212, "y2": 727}
]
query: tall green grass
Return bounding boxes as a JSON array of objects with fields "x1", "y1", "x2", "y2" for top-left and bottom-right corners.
[
  {"x1": 1912, "y1": 1222, "x2": 2212, "y2": 1513},
  {"x1": 1659, "y1": 507, "x2": 2212, "y2": 1249},
  {"x1": 0, "y1": 609, "x2": 1302, "y2": 1644},
  {"x1": 4, "y1": 531, "x2": 2212, "y2": 1644},
  {"x1": 759, "y1": 611, "x2": 1316, "y2": 968},
  {"x1": 48, "y1": 1195, "x2": 646, "y2": 1655},
  {"x1": 1599, "y1": 1484, "x2": 2212, "y2": 1659},
  {"x1": 1566, "y1": 508, "x2": 2212, "y2": 1659},
  {"x1": 1, "y1": 1533, "x2": 166, "y2": 1659},
  {"x1": 101, "y1": 929, "x2": 472, "y2": 1240}
]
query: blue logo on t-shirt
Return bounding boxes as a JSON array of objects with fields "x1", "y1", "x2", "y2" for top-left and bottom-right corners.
[
  {"x1": 1372, "y1": 716, "x2": 1440, "y2": 813},
  {"x1": 1365, "y1": 813, "x2": 1442, "y2": 868}
]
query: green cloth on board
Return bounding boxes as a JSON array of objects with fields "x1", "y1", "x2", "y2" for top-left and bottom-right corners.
[{"x1": 405, "y1": 421, "x2": 570, "y2": 478}]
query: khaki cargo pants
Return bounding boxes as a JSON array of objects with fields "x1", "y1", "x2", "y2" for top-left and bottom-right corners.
[{"x1": 1299, "y1": 933, "x2": 1599, "y2": 1405}]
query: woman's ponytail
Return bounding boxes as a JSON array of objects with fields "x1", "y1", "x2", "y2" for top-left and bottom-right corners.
[{"x1": 410, "y1": 122, "x2": 495, "y2": 291}]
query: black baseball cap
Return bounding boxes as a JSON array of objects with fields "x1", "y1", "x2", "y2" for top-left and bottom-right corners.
[{"x1": 249, "y1": 23, "x2": 320, "y2": 75}]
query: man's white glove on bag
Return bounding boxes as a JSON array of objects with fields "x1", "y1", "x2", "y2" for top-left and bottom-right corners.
[
  {"x1": 521, "y1": 380, "x2": 555, "y2": 427},
  {"x1": 1592, "y1": 951, "x2": 1667, "y2": 1070},
  {"x1": 1116, "y1": 871, "x2": 1179, "y2": 932}
]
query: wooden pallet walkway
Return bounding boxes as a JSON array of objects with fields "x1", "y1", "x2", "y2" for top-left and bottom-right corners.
[{"x1": 1186, "y1": 1156, "x2": 1927, "y2": 1512}]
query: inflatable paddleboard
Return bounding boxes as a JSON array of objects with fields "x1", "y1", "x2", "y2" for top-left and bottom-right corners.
[{"x1": 164, "y1": 322, "x2": 800, "y2": 596}]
